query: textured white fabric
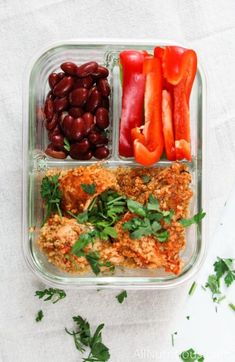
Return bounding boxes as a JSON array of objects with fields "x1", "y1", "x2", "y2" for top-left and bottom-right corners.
[{"x1": 1, "y1": 0, "x2": 235, "y2": 361}]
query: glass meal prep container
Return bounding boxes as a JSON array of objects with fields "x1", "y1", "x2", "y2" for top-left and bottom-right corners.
[{"x1": 22, "y1": 40, "x2": 207, "y2": 289}]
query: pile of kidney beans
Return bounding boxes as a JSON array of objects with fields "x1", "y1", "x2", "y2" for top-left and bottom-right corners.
[{"x1": 43, "y1": 61, "x2": 111, "y2": 160}]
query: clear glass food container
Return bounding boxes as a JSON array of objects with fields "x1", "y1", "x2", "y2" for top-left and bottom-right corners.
[{"x1": 22, "y1": 39, "x2": 207, "y2": 289}]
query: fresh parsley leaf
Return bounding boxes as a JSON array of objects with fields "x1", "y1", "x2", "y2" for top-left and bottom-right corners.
[
  {"x1": 99, "y1": 226, "x2": 117, "y2": 240},
  {"x1": 65, "y1": 315, "x2": 110, "y2": 361},
  {"x1": 205, "y1": 257, "x2": 235, "y2": 303},
  {"x1": 116, "y1": 290, "x2": 127, "y2": 304},
  {"x1": 41, "y1": 175, "x2": 62, "y2": 223},
  {"x1": 214, "y1": 257, "x2": 233, "y2": 279},
  {"x1": 81, "y1": 183, "x2": 96, "y2": 195},
  {"x1": 163, "y1": 210, "x2": 174, "y2": 224},
  {"x1": 86, "y1": 251, "x2": 115, "y2": 275},
  {"x1": 86, "y1": 251, "x2": 100, "y2": 275},
  {"x1": 186, "y1": 316, "x2": 190, "y2": 320},
  {"x1": 35, "y1": 310, "x2": 44, "y2": 322},
  {"x1": 180, "y1": 209, "x2": 206, "y2": 227},
  {"x1": 63, "y1": 138, "x2": 71, "y2": 152},
  {"x1": 224, "y1": 270, "x2": 235, "y2": 287},
  {"x1": 205, "y1": 274, "x2": 223, "y2": 303},
  {"x1": 146, "y1": 194, "x2": 160, "y2": 211},
  {"x1": 155, "y1": 230, "x2": 169, "y2": 243},
  {"x1": 35, "y1": 288, "x2": 66, "y2": 304},
  {"x1": 141, "y1": 174, "x2": 151, "y2": 184},
  {"x1": 188, "y1": 281, "x2": 197, "y2": 296},
  {"x1": 229, "y1": 303, "x2": 235, "y2": 312},
  {"x1": 73, "y1": 316, "x2": 91, "y2": 347},
  {"x1": 72, "y1": 232, "x2": 94, "y2": 256},
  {"x1": 127, "y1": 199, "x2": 146, "y2": 217},
  {"x1": 89, "y1": 342, "x2": 110, "y2": 361},
  {"x1": 180, "y1": 348, "x2": 204, "y2": 362}
]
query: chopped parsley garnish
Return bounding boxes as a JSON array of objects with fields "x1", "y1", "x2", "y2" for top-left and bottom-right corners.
[
  {"x1": 70, "y1": 190, "x2": 127, "y2": 269},
  {"x1": 116, "y1": 290, "x2": 127, "y2": 304},
  {"x1": 141, "y1": 174, "x2": 151, "y2": 184},
  {"x1": 186, "y1": 315, "x2": 190, "y2": 320},
  {"x1": 180, "y1": 348, "x2": 204, "y2": 361},
  {"x1": 122, "y1": 194, "x2": 173, "y2": 242},
  {"x1": 81, "y1": 183, "x2": 96, "y2": 195},
  {"x1": 180, "y1": 209, "x2": 206, "y2": 227},
  {"x1": 65, "y1": 315, "x2": 110, "y2": 361},
  {"x1": 205, "y1": 257, "x2": 235, "y2": 303},
  {"x1": 229, "y1": 303, "x2": 235, "y2": 312},
  {"x1": 86, "y1": 251, "x2": 115, "y2": 275},
  {"x1": 188, "y1": 281, "x2": 197, "y2": 296},
  {"x1": 171, "y1": 331, "x2": 177, "y2": 347},
  {"x1": 35, "y1": 288, "x2": 66, "y2": 304},
  {"x1": 35, "y1": 310, "x2": 44, "y2": 322},
  {"x1": 40, "y1": 175, "x2": 62, "y2": 224},
  {"x1": 63, "y1": 138, "x2": 71, "y2": 152}
]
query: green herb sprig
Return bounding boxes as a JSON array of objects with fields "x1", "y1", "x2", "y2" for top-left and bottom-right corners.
[
  {"x1": 116, "y1": 290, "x2": 127, "y2": 304},
  {"x1": 65, "y1": 315, "x2": 110, "y2": 361},
  {"x1": 41, "y1": 175, "x2": 62, "y2": 224},
  {"x1": 35, "y1": 310, "x2": 44, "y2": 322},
  {"x1": 180, "y1": 209, "x2": 206, "y2": 227},
  {"x1": 180, "y1": 348, "x2": 204, "y2": 361},
  {"x1": 205, "y1": 257, "x2": 235, "y2": 303},
  {"x1": 35, "y1": 288, "x2": 66, "y2": 304},
  {"x1": 122, "y1": 195, "x2": 173, "y2": 242}
]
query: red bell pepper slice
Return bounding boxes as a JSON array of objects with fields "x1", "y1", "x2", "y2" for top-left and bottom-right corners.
[
  {"x1": 119, "y1": 51, "x2": 145, "y2": 157},
  {"x1": 154, "y1": 46, "x2": 197, "y2": 161},
  {"x1": 173, "y1": 80, "x2": 191, "y2": 161},
  {"x1": 162, "y1": 90, "x2": 176, "y2": 161},
  {"x1": 133, "y1": 56, "x2": 164, "y2": 165}
]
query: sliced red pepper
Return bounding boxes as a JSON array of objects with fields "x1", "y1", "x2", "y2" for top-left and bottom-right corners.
[
  {"x1": 162, "y1": 46, "x2": 197, "y2": 104},
  {"x1": 133, "y1": 56, "x2": 164, "y2": 165},
  {"x1": 162, "y1": 90, "x2": 176, "y2": 161},
  {"x1": 173, "y1": 80, "x2": 191, "y2": 161},
  {"x1": 133, "y1": 139, "x2": 163, "y2": 166},
  {"x1": 119, "y1": 51, "x2": 145, "y2": 157},
  {"x1": 154, "y1": 46, "x2": 197, "y2": 161}
]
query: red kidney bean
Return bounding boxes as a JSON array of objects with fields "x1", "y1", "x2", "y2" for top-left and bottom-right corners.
[
  {"x1": 50, "y1": 134, "x2": 65, "y2": 150},
  {"x1": 53, "y1": 96, "x2": 69, "y2": 112},
  {"x1": 68, "y1": 107, "x2": 84, "y2": 118},
  {"x1": 94, "y1": 146, "x2": 109, "y2": 159},
  {"x1": 69, "y1": 88, "x2": 88, "y2": 107},
  {"x1": 82, "y1": 112, "x2": 95, "y2": 134},
  {"x1": 48, "y1": 127, "x2": 61, "y2": 142},
  {"x1": 70, "y1": 117, "x2": 85, "y2": 141},
  {"x1": 46, "y1": 113, "x2": 59, "y2": 130},
  {"x1": 95, "y1": 107, "x2": 109, "y2": 129},
  {"x1": 60, "y1": 114, "x2": 74, "y2": 139},
  {"x1": 57, "y1": 72, "x2": 65, "y2": 79},
  {"x1": 44, "y1": 97, "x2": 54, "y2": 120},
  {"x1": 53, "y1": 76, "x2": 74, "y2": 97},
  {"x1": 86, "y1": 89, "x2": 101, "y2": 113},
  {"x1": 101, "y1": 96, "x2": 109, "y2": 110},
  {"x1": 46, "y1": 90, "x2": 54, "y2": 100},
  {"x1": 97, "y1": 78, "x2": 110, "y2": 97},
  {"x1": 61, "y1": 62, "x2": 78, "y2": 75},
  {"x1": 70, "y1": 148, "x2": 93, "y2": 160},
  {"x1": 48, "y1": 73, "x2": 60, "y2": 89},
  {"x1": 76, "y1": 61, "x2": 98, "y2": 77},
  {"x1": 70, "y1": 139, "x2": 90, "y2": 155},
  {"x1": 73, "y1": 75, "x2": 94, "y2": 89},
  {"x1": 88, "y1": 131, "x2": 108, "y2": 146},
  {"x1": 92, "y1": 65, "x2": 109, "y2": 78},
  {"x1": 45, "y1": 144, "x2": 67, "y2": 159}
]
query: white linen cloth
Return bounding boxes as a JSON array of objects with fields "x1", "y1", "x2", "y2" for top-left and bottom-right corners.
[{"x1": 0, "y1": 0, "x2": 235, "y2": 361}]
